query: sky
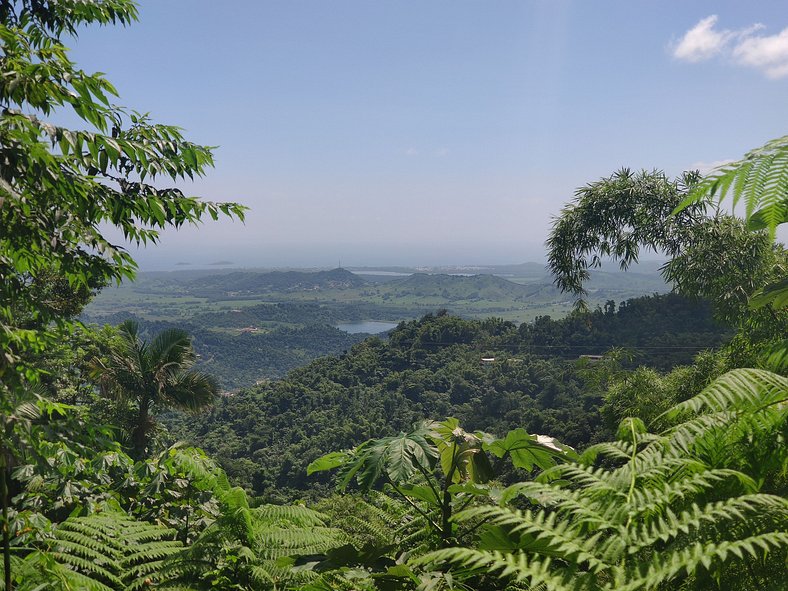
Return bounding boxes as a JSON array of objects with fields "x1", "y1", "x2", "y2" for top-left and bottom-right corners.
[{"x1": 65, "y1": 1, "x2": 788, "y2": 269}]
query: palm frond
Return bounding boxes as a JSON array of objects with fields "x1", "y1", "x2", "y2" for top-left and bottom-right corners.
[
  {"x1": 161, "y1": 370, "x2": 218, "y2": 411},
  {"x1": 148, "y1": 327, "x2": 195, "y2": 373}
]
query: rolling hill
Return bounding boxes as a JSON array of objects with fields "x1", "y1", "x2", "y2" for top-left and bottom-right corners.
[
  {"x1": 187, "y1": 268, "x2": 366, "y2": 297},
  {"x1": 381, "y1": 273, "x2": 543, "y2": 301}
]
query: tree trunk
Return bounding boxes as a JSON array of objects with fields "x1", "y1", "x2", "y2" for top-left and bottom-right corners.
[
  {"x1": 1, "y1": 465, "x2": 12, "y2": 591},
  {"x1": 132, "y1": 397, "x2": 151, "y2": 460}
]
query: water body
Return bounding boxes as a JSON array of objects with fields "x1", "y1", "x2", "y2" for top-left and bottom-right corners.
[{"x1": 336, "y1": 321, "x2": 399, "y2": 334}]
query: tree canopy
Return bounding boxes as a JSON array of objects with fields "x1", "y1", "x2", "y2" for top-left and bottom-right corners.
[
  {"x1": 0, "y1": 0, "x2": 245, "y2": 383},
  {"x1": 546, "y1": 168, "x2": 787, "y2": 329}
]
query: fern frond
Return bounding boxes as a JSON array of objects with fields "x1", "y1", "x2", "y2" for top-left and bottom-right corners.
[
  {"x1": 539, "y1": 463, "x2": 627, "y2": 498},
  {"x1": 121, "y1": 540, "x2": 184, "y2": 564},
  {"x1": 500, "y1": 481, "x2": 616, "y2": 529},
  {"x1": 679, "y1": 134, "x2": 788, "y2": 237},
  {"x1": 253, "y1": 503, "x2": 329, "y2": 527},
  {"x1": 47, "y1": 510, "x2": 183, "y2": 589},
  {"x1": 579, "y1": 440, "x2": 635, "y2": 463},
  {"x1": 50, "y1": 551, "x2": 122, "y2": 585},
  {"x1": 664, "y1": 368, "x2": 788, "y2": 418},
  {"x1": 618, "y1": 532, "x2": 788, "y2": 591},
  {"x1": 628, "y1": 468, "x2": 754, "y2": 516},
  {"x1": 628, "y1": 494, "x2": 788, "y2": 552},
  {"x1": 417, "y1": 548, "x2": 578, "y2": 591},
  {"x1": 454, "y1": 505, "x2": 610, "y2": 571}
]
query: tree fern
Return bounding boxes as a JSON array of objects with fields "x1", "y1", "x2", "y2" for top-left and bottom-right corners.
[
  {"x1": 663, "y1": 368, "x2": 788, "y2": 417},
  {"x1": 0, "y1": 510, "x2": 184, "y2": 591},
  {"x1": 162, "y1": 492, "x2": 348, "y2": 590},
  {"x1": 417, "y1": 368, "x2": 788, "y2": 590},
  {"x1": 679, "y1": 135, "x2": 788, "y2": 238}
]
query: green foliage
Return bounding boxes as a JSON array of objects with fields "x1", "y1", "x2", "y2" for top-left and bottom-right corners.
[
  {"x1": 678, "y1": 135, "x2": 788, "y2": 238},
  {"x1": 90, "y1": 310, "x2": 368, "y2": 390},
  {"x1": 546, "y1": 168, "x2": 706, "y2": 297},
  {"x1": 675, "y1": 135, "x2": 788, "y2": 354},
  {"x1": 0, "y1": 0, "x2": 244, "y2": 383},
  {"x1": 661, "y1": 216, "x2": 786, "y2": 327},
  {"x1": 314, "y1": 492, "x2": 419, "y2": 552},
  {"x1": 599, "y1": 350, "x2": 729, "y2": 431},
  {"x1": 1, "y1": 509, "x2": 183, "y2": 591},
  {"x1": 126, "y1": 445, "x2": 228, "y2": 544},
  {"x1": 90, "y1": 320, "x2": 218, "y2": 458},
  {"x1": 415, "y1": 367, "x2": 788, "y2": 590},
  {"x1": 311, "y1": 419, "x2": 572, "y2": 551},
  {"x1": 165, "y1": 295, "x2": 728, "y2": 499},
  {"x1": 0, "y1": 3, "x2": 242, "y2": 583},
  {"x1": 186, "y1": 268, "x2": 366, "y2": 298},
  {"x1": 162, "y1": 493, "x2": 348, "y2": 590},
  {"x1": 546, "y1": 169, "x2": 786, "y2": 328}
]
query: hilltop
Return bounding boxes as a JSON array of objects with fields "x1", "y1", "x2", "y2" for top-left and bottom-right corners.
[
  {"x1": 382, "y1": 272, "x2": 536, "y2": 300},
  {"x1": 187, "y1": 267, "x2": 365, "y2": 297}
]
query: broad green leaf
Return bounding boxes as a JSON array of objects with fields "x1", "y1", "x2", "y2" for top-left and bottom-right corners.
[
  {"x1": 749, "y1": 277, "x2": 788, "y2": 310},
  {"x1": 486, "y1": 428, "x2": 566, "y2": 472},
  {"x1": 447, "y1": 482, "x2": 492, "y2": 497},
  {"x1": 398, "y1": 483, "x2": 439, "y2": 506},
  {"x1": 307, "y1": 451, "x2": 349, "y2": 475}
]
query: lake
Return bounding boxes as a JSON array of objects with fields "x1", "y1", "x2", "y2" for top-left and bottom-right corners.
[{"x1": 336, "y1": 321, "x2": 399, "y2": 334}]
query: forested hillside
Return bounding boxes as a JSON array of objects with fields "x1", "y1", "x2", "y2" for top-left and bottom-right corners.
[
  {"x1": 166, "y1": 293, "x2": 730, "y2": 499},
  {"x1": 87, "y1": 310, "x2": 366, "y2": 389},
  {"x1": 82, "y1": 268, "x2": 674, "y2": 389}
]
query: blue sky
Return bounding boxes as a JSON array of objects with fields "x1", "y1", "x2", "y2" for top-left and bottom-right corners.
[{"x1": 68, "y1": 1, "x2": 788, "y2": 268}]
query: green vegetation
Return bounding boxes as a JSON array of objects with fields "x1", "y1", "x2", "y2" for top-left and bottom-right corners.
[
  {"x1": 1, "y1": 2, "x2": 786, "y2": 590},
  {"x1": 83, "y1": 266, "x2": 671, "y2": 389},
  {"x1": 90, "y1": 320, "x2": 219, "y2": 459},
  {"x1": 164, "y1": 294, "x2": 730, "y2": 499}
]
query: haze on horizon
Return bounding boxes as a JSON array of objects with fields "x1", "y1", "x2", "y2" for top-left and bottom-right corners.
[{"x1": 68, "y1": 1, "x2": 788, "y2": 270}]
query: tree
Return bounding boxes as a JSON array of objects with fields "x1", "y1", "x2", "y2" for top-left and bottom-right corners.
[
  {"x1": 676, "y1": 134, "x2": 788, "y2": 370},
  {"x1": 545, "y1": 169, "x2": 785, "y2": 327},
  {"x1": 90, "y1": 320, "x2": 218, "y2": 459},
  {"x1": 0, "y1": 0, "x2": 245, "y2": 385},
  {"x1": 309, "y1": 419, "x2": 574, "y2": 549},
  {"x1": 1, "y1": 3, "x2": 242, "y2": 582}
]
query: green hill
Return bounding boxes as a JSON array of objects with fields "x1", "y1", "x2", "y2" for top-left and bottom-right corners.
[
  {"x1": 164, "y1": 293, "x2": 730, "y2": 500},
  {"x1": 382, "y1": 273, "x2": 536, "y2": 300},
  {"x1": 187, "y1": 267, "x2": 366, "y2": 297}
]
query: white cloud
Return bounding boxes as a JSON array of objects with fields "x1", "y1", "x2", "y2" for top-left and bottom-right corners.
[
  {"x1": 672, "y1": 15, "x2": 735, "y2": 62},
  {"x1": 672, "y1": 15, "x2": 788, "y2": 79},
  {"x1": 404, "y1": 147, "x2": 419, "y2": 156},
  {"x1": 733, "y1": 28, "x2": 788, "y2": 79}
]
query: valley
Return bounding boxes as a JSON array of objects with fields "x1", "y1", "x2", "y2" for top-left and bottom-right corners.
[{"x1": 84, "y1": 262, "x2": 671, "y2": 389}]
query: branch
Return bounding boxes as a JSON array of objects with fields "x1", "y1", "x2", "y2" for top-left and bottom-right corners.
[
  {"x1": 0, "y1": 178, "x2": 22, "y2": 210},
  {"x1": 414, "y1": 460, "x2": 442, "y2": 506},
  {"x1": 459, "y1": 515, "x2": 493, "y2": 539},
  {"x1": 385, "y1": 476, "x2": 442, "y2": 534}
]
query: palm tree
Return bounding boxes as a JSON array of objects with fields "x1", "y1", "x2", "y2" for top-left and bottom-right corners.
[{"x1": 91, "y1": 320, "x2": 218, "y2": 459}]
